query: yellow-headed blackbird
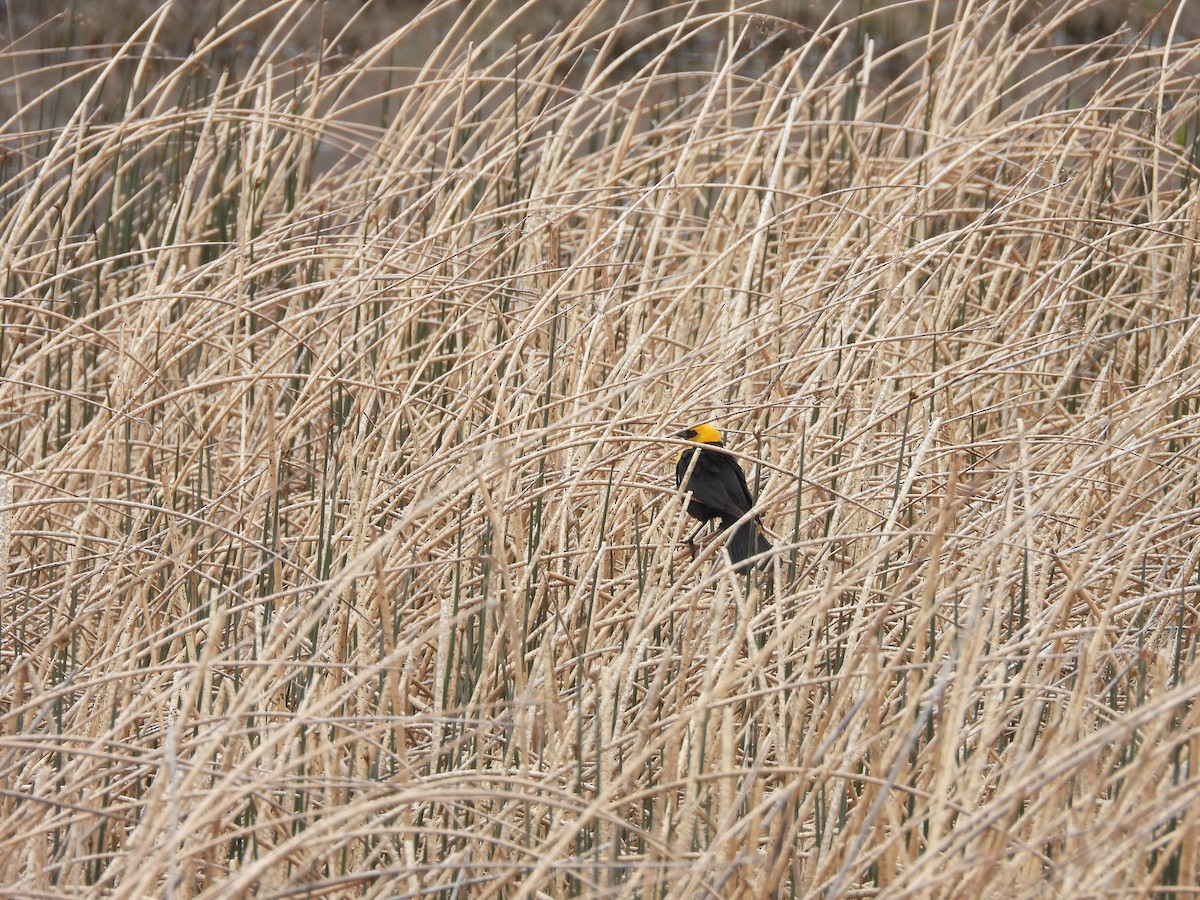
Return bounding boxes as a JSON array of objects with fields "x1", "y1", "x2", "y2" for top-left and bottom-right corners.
[{"x1": 674, "y1": 423, "x2": 771, "y2": 567}]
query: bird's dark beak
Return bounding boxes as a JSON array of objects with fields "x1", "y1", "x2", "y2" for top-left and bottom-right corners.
[{"x1": 674, "y1": 428, "x2": 697, "y2": 440}]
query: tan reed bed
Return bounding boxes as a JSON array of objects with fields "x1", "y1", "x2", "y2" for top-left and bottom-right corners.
[{"x1": 2, "y1": 0, "x2": 1200, "y2": 895}]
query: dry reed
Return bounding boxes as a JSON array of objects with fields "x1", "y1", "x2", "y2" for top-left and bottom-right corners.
[{"x1": 2, "y1": 0, "x2": 1200, "y2": 896}]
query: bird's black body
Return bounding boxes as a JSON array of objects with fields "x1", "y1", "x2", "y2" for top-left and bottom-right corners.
[{"x1": 675, "y1": 426, "x2": 771, "y2": 567}]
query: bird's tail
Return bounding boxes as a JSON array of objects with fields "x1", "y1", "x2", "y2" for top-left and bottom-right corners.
[{"x1": 723, "y1": 517, "x2": 772, "y2": 568}]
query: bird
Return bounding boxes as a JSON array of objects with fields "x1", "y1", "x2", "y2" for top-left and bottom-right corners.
[{"x1": 674, "y1": 423, "x2": 771, "y2": 568}]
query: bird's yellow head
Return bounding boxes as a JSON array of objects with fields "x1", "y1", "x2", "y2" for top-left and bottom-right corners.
[{"x1": 675, "y1": 423, "x2": 724, "y2": 445}]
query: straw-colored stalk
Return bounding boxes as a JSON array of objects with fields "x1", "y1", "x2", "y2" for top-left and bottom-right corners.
[{"x1": 2, "y1": 0, "x2": 1200, "y2": 896}]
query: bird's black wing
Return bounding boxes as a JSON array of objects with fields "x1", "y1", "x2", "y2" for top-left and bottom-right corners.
[
  {"x1": 696, "y1": 452, "x2": 754, "y2": 518},
  {"x1": 728, "y1": 451, "x2": 758, "y2": 514}
]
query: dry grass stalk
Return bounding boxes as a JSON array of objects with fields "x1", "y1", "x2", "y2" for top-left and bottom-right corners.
[{"x1": 2, "y1": 0, "x2": 1200, "y2": 896}]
